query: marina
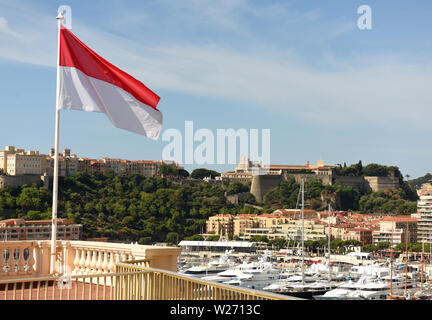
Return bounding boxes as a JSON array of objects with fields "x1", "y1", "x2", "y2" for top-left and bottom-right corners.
[
  {"x1": 178, "y1": 249, "x2": 432, "y2": 300},
  {"x1": 178, "y1": 180, "x2": 432, "y2": 300}
]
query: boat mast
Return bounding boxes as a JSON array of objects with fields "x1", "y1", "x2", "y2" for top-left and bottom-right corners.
[
  {"x1": 301, "y1": 179, "x2": 305, "y2": 286},
  {"x1": 421, "y1": 239, "x2": 424, "y2": 291},
  {"x1": 328, "y1": 203, "x2": 331, "y2": 282},
  {"x1": 404, "y1": 222, "x2": 409, "y2": 297},
  {"x1": 389, "y1": 225, "x2": 394, "y2": 297}
]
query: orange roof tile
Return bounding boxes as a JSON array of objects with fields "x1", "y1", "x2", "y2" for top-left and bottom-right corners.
[{"x1": 382, "y1": 216, "x2": 418, "y2": 222}]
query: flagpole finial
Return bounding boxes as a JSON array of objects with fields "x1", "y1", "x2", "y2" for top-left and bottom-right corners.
[{"x1": 56, "y1": 12, "x2": 64, "y2": 20}]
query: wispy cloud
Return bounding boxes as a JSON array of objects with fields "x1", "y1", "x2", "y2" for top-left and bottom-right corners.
[
  {"x1": 0, "y1": 16, "x2": 24, "y2": 39},
  {"x1": 1, "y1": 0, "x2": 431, "y2": 133}
]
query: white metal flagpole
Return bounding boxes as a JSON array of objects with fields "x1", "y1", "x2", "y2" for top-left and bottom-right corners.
[{"x1": 50, "y1": 12, "x2": 64, "y2": 274}]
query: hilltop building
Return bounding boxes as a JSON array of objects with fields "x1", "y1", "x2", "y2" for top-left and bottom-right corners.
[
  {"x1": 0, "y1": 145, "x2": 182, "y2": 189},
  {"x1": 221, "y1": 158, "x2": 400, "y2": 203}
]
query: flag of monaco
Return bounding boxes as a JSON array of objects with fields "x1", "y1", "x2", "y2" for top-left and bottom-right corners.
[{"x1": 58, "y1": 24, "x2": 162, "y2": 140}]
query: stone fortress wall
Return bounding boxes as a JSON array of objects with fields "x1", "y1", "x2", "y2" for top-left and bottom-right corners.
[{"x1": 251, "y1": 172, "x2": 400, "y2": 203}]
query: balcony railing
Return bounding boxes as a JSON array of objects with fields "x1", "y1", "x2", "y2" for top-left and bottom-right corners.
[
  {"x1": 114, "y1": 261, "x2": 296, "y2": 300},
  {"x1": 0, "y1": 240, "x2": 296, "y2": 300},
  {"x1": 0, "y1": 242, "x2": 37, "y2": 278},
  {"x1": 0, "y1": 240, "x2": 182, "y2": 279},
  {"x1": 0, "y1": 262, "x2": 295, "y2": 300}
]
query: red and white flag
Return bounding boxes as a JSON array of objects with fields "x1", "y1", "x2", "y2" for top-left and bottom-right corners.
[{"x1": 58, "y1": 25, "x2": 162, "y2": 140}]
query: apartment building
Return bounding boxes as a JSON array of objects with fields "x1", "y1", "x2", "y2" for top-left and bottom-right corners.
[
  {"x1": 242, "y1": 227, "x2": 287, "y2": 241},
  {"x1": 341, "y1": 228, "x2": 373, "y2": 245},
  {"x1": 372, "y1": 229, "x2": 404, "y2": 246},
  {"x1": 206, "y1": 214, "x2": 234, "y2": 236},
  {"x1": 79, "y1": 158, "x2": 170, "y2": 178},
  {"x1": 255, "y1": 214, "x2": 288, "y2": 229},
  {"x1": 418, "y1": 195, "x2": 432, "y2": 243},
  {"x1": 1, "y1": 146, "x2": 180, "y2": 178},
  {"x1": 0, "y1": 218, "x2": 82, "y2": 240},
  {"x1": 234, "y1": 215, "x2": 326, "y2": 241},
  {"x1": 137, "y1": 161, "x2": 160, "y2": 177},
  {"x1": 273, "y1": 209, "x2": 318, "y2": 220},
  {"x1": 329, "y1": 223, "x2": 355, "y2": 240},
  {"x1": 279, "y1": 218, "x2": 327, "y2": 242},
  {"x1": 207, "y1": 209, "x2": 420, "y2": 246},
  {"x1": 233, "y1": 214, "x2": 257, "y2": 236},
  {"x1": 374, "y1": 216, "x2": 417, "y2": 244},
  {"x1": 210, "y1": 210, "x2": 327, "y2": 241}
]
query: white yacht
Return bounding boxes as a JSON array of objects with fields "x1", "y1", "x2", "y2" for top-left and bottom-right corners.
[
  {"x1": 314, "y1": 275, "x2": 377, "y2": 300},
  {"x1": 211, "y1": 252, "x2": 285, "y2": 290},
  {"x1": 201, "y1": 270, "x2": 253, "y2": 283},
  {"x1": 182, "y1": 250, "x2": 235, "y2": 275},
  {"x1": 349, "y1": 263, "x2": 390, "y2": 278},
  {"x1": 314, "y1": 273, "x2": 412, "y2": 300},
  {"x1": 217, "y1": 250, "x2": 282, "y2": 281},
  {"x1": 262, "y1": 273, "x2": 320, "y2": 292}
]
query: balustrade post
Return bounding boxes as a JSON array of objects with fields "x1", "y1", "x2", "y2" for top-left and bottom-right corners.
[
  {"x1": 95, "y1": 250, "x2": 103, "y2": 273},
  {"x1": 90, "y1": 250, "x2": 97, "y2": 274},
  {"x1": 102, "y1": 251, "x2": 109, "y2": 273},
  {"x1": 108, "y1": 251, "x2": 116, "y2": 272},
  {"x1": 84, "y1": 249, "x2": 92, "y2": 274},
  {"x1": 4, "y1": 248, "x2": 11, "y2": 275},
  {"x1": 17, "y1": 247, "x2": 26, "y2": 275},
  {"x1": 27, "y1": 244, "x2": 36, "y2": 274},
  {"x1": 79, "y1": 248, "x2": 86, "y2": 274},
  {"x1": 72, "y1": 247, "x2": 80, "y2": 274},
  {"x1": 12, "y1": 248, "x2": 19, "y2": 275},
  {"x1": 0, "y1": 249, "x2": 4, "y2": 276}
]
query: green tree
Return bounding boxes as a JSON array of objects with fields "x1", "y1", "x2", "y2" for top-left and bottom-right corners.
[
  {"x1": 190, "y1": 168, "x2": 220, "y2": 179},
  {"x1": 362, "y1": 244, "x2": 377, "y2": 252},
  {"x1": 376, "y1": 241, "x2": 391, "y2": 251},
  {"x1": 362, "y1": 163, "x2": 388, "y2": 177},
  {"x1": 166, "y1": 232, "x2": 179, "y2": 244},
  {"x1": 268, "y1": 238, "x2": 287, "y2": 250}
]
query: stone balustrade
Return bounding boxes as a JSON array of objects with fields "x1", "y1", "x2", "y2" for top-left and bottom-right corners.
[
  {"x1": 0, "y1": 242, "x2": 38, "y2": 279},
  {"x1": 63, "y1": 242, "x2": 139, "y2": 275},
  {"x1": 0, "y1": 240, "x2": 182, "y2": 279}
]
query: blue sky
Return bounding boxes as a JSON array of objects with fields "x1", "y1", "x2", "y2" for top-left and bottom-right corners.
[{"x1": 0, "y1": 0, "x2": 431, "y2": 178}]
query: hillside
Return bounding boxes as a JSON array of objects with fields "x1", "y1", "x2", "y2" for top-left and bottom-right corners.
[
  {"x1": 0, "y1": 169, "x2": 419, "y2": 243},
  {"x1": 408, "y1": 173, "x2": 432, "y2": 189}
]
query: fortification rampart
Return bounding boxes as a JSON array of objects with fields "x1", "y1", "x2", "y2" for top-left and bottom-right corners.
[
  {"x1": 250, "y1": 174, "x2": 282, "y2": 203},
  {"x1": 250, "y1": 173, "x2": 400, "y2": 203},
  {"x1": 0, "y1": 174, "x2": 42, "y2": 189}
]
